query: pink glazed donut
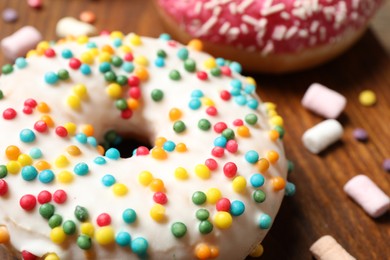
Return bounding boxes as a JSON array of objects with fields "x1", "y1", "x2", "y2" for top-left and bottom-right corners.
[{"x1": 155, "y1": 0, "x2": 383, "y2": 73}]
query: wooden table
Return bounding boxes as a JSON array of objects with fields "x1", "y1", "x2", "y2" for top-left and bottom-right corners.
[{"x1": 1, "y1": 1, "x2": 389, "y2": 259}]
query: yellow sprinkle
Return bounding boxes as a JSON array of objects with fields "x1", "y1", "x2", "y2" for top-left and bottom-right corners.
[
  {"x1": 359, "y1": 90, "x2": 376, "y2": 106},
  {"x1": 110, "y1": 31, "x2": 124, "y2": 39},
  {"x1": 17, "y1": 154, "x2": 33, "y2": 166},
  {"x1": 50, "y1": 227, "x2": 66, "y2": 244},
  {"x1": 101, "y1": 45, "x2": 114, "y2": 54},
  {"x1": 201, "y1": 97, "x2": 214, "y2": 106},
  {"x1": 97, "y1": 145, "x2": 105, "y2": 155},
  {"x1": 57, "y1": 170, "x2": 74, "y2": 183},
  {"x1": 112, "y1": 183, "x2": 128, "y2": 196},
  {"x1": 149, "y1": 178, "x2": 165, "y2": 192},
  {"x1": 249, "y1": 244, "x2": 264, "y2": 257},
  {"x1": 194, "y1": 164, "x2": 211, "y2": 179},
  {"x1": 155, "y1": 137, "x2": 167, "y2": 147},
  {"x1": 44, "y1": 253, "x2": 60, "y2": 260},
  {"x1": 134, "y1": 55, "x2": 149, "y2": 66},
  {"x1": 88, "y1": 48, "x2": 99, "y2": 57},
  {"x1": 138, "y1": 171, "x2": 153, "y2": 186},
  {"x1": 213, "y1": 212, "x2": 233, "y2": 229},
  {"x1": 174, "y1": 167, "x2": 189, "y2": 180},
  {"x1": 175, "y1": 143, "x2": 187, "y2": 152},
  {"x1": 266, "y1": 150, "x2": 279, "y2": 164},
  {"x1": 41, "y1": 115, "x2": 54, "y2": 127},
  {"x1": 66, "y1": 145, "x2": 81, "y2": 156},
  {"x1": 269, "y1": 130, "x2": 280, "y2": 141},
  {"x1": 203, "y1": 57, "x2": 217, "y2": 69},
  {"x1": 36, "y1": 41, "x2": 50, "y2": 51},
  {"x1": 269, "y1": 115, "x2": 283, "y2": 127},
  {"x1": 150, "y1": 204, "x2": 165, "y2": 222},
  {"x1": 134, "y1": 66, "x2": 149, "y2": 81},
  {"x1": 66, "y1": 95, "x2": 81, "y2": 110},
  {"x1": 77, "y1": 35, "x2": 89, "y2": 44},
  {"x1": 187, "y1": 39, "x2": 203, "y2": 51},
  {"x1": 98, "y1": 52, "x2": 112, "y2": 63},
  {"x1": 264, "y1": 102, "x2": 276, "y2": 110},
  {"x1": 237, "y1": 125, "x2": 250, "y2": 137},
  {"x1": 64, "y1": 122, "x2": 77, "y2": 136},
  {"x1": 55, "y1": 155, "x2": 69, "y2": 168},
  {"x1": 169, "y1": 108, "x2": 182, "y2": 121},
  {"x1": 119, "y1": 45, "x2": 132, "y2": 54},
  {"x1": 80, "y1": 52, "x2": 94, "y2": 64},
  {"x1": 106, "y1": 83, "x2": 122, "y2": 99},
  {"x1": 81, "y1": 124, "x2": 94, "y2": 137},
  {"x1": 95, "y1": 226, "x2": 115, "y2": 245},
  {"x1": 246, "y1": 76, "x2": 257, "y2": 86},
  {"x1": 127, "y1": 98, "x2": 139, "y2": 110},
  {"x1": 37, "y1": 102, "x2": 51, "y2": 113},
  {"x1": 80, "y1": 222, "x2": 95, "y2": 237},
  {"x1": 35, "y1": 160, "x2": 51, "y2": 171},
  {"x1": 129, "y1": 34, "x2": 142, "y2": 46},
  {"x1": 267, "y1": 109, "x2": 278, "y2": 117},
  {"x1": 6, "y1": 161, "x2": 21, "y2": 174},
  {"x1": 232, "y1": 176, "x2": 247, "y2": 193},
  {"x1": 26, "y1": 50, "x2": 38, "y2": 58},
  {"x1": 151, "y1": 147, "x2": 167, "y2": 160},
  {"x1": 206, "y1": 188, "x2": 221, "y2": 204},
  {"x1": 73, "y1": 84, "x2": 88, "y2": 99}
]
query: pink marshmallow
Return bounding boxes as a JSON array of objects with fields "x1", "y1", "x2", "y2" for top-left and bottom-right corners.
[
  {"x1": 344, "y1": 175, "x2": 390, "y2": 218},
  {"x1": 302, "y1": 83, "x2": 347, "y2": 119},
  {"x1": 1, "y1": 26, "x2": 42, "y2": 61}
]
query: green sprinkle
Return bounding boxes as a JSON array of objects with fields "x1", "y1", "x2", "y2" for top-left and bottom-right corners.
[
  {"x1": 57, "y1": 69, "x2": 70, "y2": 80},
  {"x1": 195, "y1": 209, "x2": 209, "y2": 221},
  {"x1": 171, "y1": 222, "x2": 187, "y2": 238},
  {"x1": 169, "y1": 70, "x2": 181, "y2": 80},
  {"x1": 39, "y1": 203, "x2": 55, "y2": 219},
  {"x1": 151, "y1": 89, "x2": 164, "y2": 102},
  {"x1": 253, "y1": 190, "x2": 266, "y2": 203},
  {"x1": 222, "y1": 128, "x2": 235, "y2": 140},
  {"x1": 245, "y1": 114, "x2": 258, "y2": 125},
  {"x1": 77, "y1": 235, "x2": 92, "y2": 250},
  {"x1": 0, "y1": 90, "x2": 3, "y2": 100},
  {"x1": 116, "y1": 75, "x2": 128, "y2": 86},
  {"x1": 192, "y1": 191, "x2": 206, "y2": 205},
  {"x1": 199, "y1": 220, "x2": 213, "y2": 234},
  {"x1": 75, "y1": 205, "x2": 89, "y2": 222},
  {"x1": 111, "y1": 56, "x2": 123, "y2": 67},
  {"x1": 210, "y1": 67, "x2": 221, "y2": 77},
  {"x1": 173, "y1": 120, "x2": 186, "y2": 133},
  {"x1": 63, "y1": 220, "x2": 77, "y2": 235},
  {"x1": 198, "y1": 119, "x2": 211, "y2": 131},
  {"x1": 184, "y1": 59, "x2": 196, "y2": 72},
  {"x1": 115, "y1": 99, "x2": 128, "y2": 110},
  {"x1": 104, "y1": 130, "x2": 119, "y2": 144},
  {"x1": 157, "y1": 49, "x2": 167, "y2": 58},
  {"x1": 0, "y1": 165, "x2": 7, "y2": 178},
  {"x1": 48, "y1": 214, "x2": 63, "y2": 228},
  {"x1": 2, "y1": 64, "x2": 13, "y2": 75},
  {"x1": 274, "y1": 125, "x2": 285, "y2": 139},
  {"x1": 287, "y1": 160, "x2": 294, "y2": 174},
  {"x1": 104, "y1": 71, "x2": 117, "y2": 82}
]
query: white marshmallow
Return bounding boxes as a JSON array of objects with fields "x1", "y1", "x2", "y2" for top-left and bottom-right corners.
[
  {"x1": 302, "y1": 119, "x2": 343, "y2": 154},
  {"x1": 344, "y1": 175, "x2": 390, "y2": 218},
  {"x1": 56, "y1": 17, "x2": 97, "y2": 38},
  {"x1": 1, "y1": 26, "x2": 42, "y2": 61},
  {"x1": 302, "y1": 83, "x2": 347, "y2": 119},
  {"x1": 310, "y1": 235, "x2": 356, "y2": 260}
]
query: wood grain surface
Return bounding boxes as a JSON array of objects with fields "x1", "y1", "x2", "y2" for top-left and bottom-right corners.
[{"x1": 1, "y1": 0, "x2": 389, "y2": 259}]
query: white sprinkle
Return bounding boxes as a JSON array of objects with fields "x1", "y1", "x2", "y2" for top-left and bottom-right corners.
[
  {"x1": 352, "y1": 0, "x2": 361, "y2": 9},
  {"x1": 280, "y1": 11, "x2": 290, "y2": 20},
  {"x1": 310, "y1": 21, "x2": 320, "y2": 33},
  {"x1": 246, "y1": 45, "x2": 256, "y2": 52},
  {"x1": 319, "y1": 26, "x2": 326, "y2": 41},
  {"x1": 262, "y1": 0, "x2": 273, "y2": 9},
  {"x1": 350, "y1": 12, "x2": 358, "y2": 21},
  {"x1": 298, "y1": 29, "x2": 309, "y2": 38},
  {"x1": 309, "y1": 36, "x2": 317, "y2": 46},
  {"x1": 229, "y1": 2, "x2": 237, "y2": 15},
  {"x1": 272, "y1": 25, "x2": 287, "y2": 40},
  {"x1": 262, "y1": 41, "x2": 274, "y2": 55},
  {"x1": 292, "y1": 7, "x2": 306, "y2": 19},
  {"x1": 323, "y1": 7, "x2": 335, "y2": 21},
  {"x1": 204, "y1": 0, "x2": 220, "y2": 9},
  {"x1": 256, "y1": 30, "x2": 266, "y2": 45},
  {"x1": 194, "y1": 2, "x2": 203, "y2": 15},
  {"x1": 261, "y1": 3, "x2": 285, "y2": 16},
  {"x1": 197, "y1": 16, "x2": 218, "y2": 36},
  {"x1": 237, "y1": 0, "x2": 255, "y2": 13},
  {"x1": 240, "y1": 24, "x2": 249, "y2": 34},
  {"x1": 285, "y1": 26, "x2": 298, "y2": 39},
  {"x1": 334, "y1": 1, "x2": 347, "y2": 29},
  {"x1": 228, "y1": 27, "x2": 240, "y2": 36},
  {"x1": 242, "y1": 14, "x2": 258, "y2": 27},
  {"x1": 219, "y1": 22, "x2": 231, "y2": 35},
  {"x1": 311, "y1": 0, "x2": 319, "y2": 12},
  {"x1": 213, "y1": 6, "x2": 222, "y2": 16}
]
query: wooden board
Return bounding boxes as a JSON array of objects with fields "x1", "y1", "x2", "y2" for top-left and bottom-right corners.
[{"x1": 1, "y1": 0, "x2": 389, "y2": 259}]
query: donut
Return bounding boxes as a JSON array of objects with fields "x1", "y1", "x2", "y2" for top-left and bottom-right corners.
[
  {"x1": 0, "y1": 32, "x2": 290, "y2": 259},
  {"x1": 154, "y1": 0, "x2": 383, "y2": 73}
]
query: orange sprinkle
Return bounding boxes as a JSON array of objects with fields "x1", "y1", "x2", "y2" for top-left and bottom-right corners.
[
  {"x1": 155, "y1": 137, "x2": 167, "y2": 147},
  {"x1": 134, "y1": 66, "x2": 149, "y2": 81},
  {"x1": 37, "y1": 102, "x2": 50, "y2": 113},
  {"x1": 237, "y1": 126, "x2": 250, "y2": 137},
  {"x1": 0, "y1": 226, "x2": 10, "y2": 243},
  {"x1": 187, "y1": 39, "x2": 203, "y2": 51},
  {"x1": 5, "y1": 145, "x2": 21, "y2": 160},
  {"x1": 41, "y1": 115, "x2": 55, "y2": 127},
  {"x1": 175, "y1": 143, "x2": 187, "y2": 152},
  {"x1": 271, "y1": 176, "x2": 286, "y2": 191},
  {"x1": 127, "y1": 98, "x2": 139, "y2": 110},
  {"x1": 79, "y1": 10, "x2": 96, "y2": 24},
  {"x1": 151, "y1": 147, "x2": 167, "y2": 160},
  {"x1": 81, "y1": 124, "x2": 94, "y2": 137},
  {"x1": 66, "y1": 145, "x2": 81, "y2": 156},
  {"x1": 210, "y1": 246, "x2": 219, "y2": 258},
  {"x1": 97, "y1": 145, "x2": 105, "y2": 155},
  {"x1": 149, "y1": 178, "x2": 165, "y2": 192},
  {"x1": 35, "y1": 160, "x2": 51, "y2": 171},
  {"x1": 169, "y1": 108, "x2": 182, "y2": 121},
  {"x1": 256, "y1": 158, "x2": 270, "y2": 173},
  {"x1": 101, "y1": 45, "x2": 114, "y2": 54},
  {"x1": 266, "y1": 150, "x2": 279, "y2": 164},
  {"x1": 195, "y1": 243, "x2": 211, "y2": 260},
  {"x1": 268, "y1": 130, "x2": 280, "y2": 141}
]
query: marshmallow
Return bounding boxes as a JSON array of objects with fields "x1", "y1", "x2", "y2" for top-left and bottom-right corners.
[
  {"x1": 56, "y1": 17, "x2": 97, "y2": 38},
  {"x1": 1, "y1": 26, "x2": 42, "y2": 61},
  {"x1": 302, "y1": 83, "x2": 347, "y2": 119},
  {"x1": 310, "y1": 235, "x2": 356, "y2": 260},
  {"x1": 344, "y1": 175, "x2": 390, "y2": 218},
  {"x1": 302, "y1": 119, "x2": 343, "y2": 154}
]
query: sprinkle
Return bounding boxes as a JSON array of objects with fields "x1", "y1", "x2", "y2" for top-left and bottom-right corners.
[
  {"x1": 50, "y1": 227, "x2": 66, "y2": 244},
  {"x1": 122, "y1": 208, "x2": 137, "y2": 224},
  {"x1": 258, "y1": 214, "x2": 272, "y2": 229},
  {"x1": 223, "y1": 162, "x2": 237, "y2": 178},
  {"x1": 20, "y1": 129, "x2": 36, "y2": 143},
  {"x1": 44, "y1": 72, "x2": 59, "y2": 84},
  {"x1": 199, "y1": 220, "x2": 213, "y2": 234},
  {"x1": 38, "y1": 169, "x2": 55, "y2": 183},
  {"x1": 195, "y1": 164, "x2": 211, "y2": 179},
  {"x1": 214, "y1": 136, "x2": 227, "y2": 147},
  {"x1": 6, "y1": 161, "x2": 21, "y2": 174},
  {"x1": 80, "y1": 222, "x2": 94, "y2": 236},
  {"x1": 150, "y1": 204, "x2": 166, "y2": 222},
  {"x1": 150, "y1": 178, "x2": 165, "y2": 192},
  {"x1": 359, "y1": 90, "x2": 376, "y2": 106},
  {"x1": 352, "y1": 128, "x2": 368, "y2": 142},
  {"x1": 112, "y1": 183, "x2": 128, "y2": 196},
  {"x1": 189, "y1": 99, "x2": 202, "y2": 110},
  {"x1": 151, "y1": 89, "x2": 164, "y2": 101},
  {"x1": 57, "y1": 170, "x2": 73, "y2": 183},
  {"x1": 205, "y1": 158, "x2": 218, "y2": 171},
  {"x1": 211, "y1": 146, "x2": 224, "y2": 158},
  {"x1": 151, "y1": 147, "x2": 168, "y2": 160},
  {"x1": 15, "y1": 57, "x2": 28, "y2": 68},
  {"x1": 192, "y1": 191, "x2": 207, "y2": 205},
  {"x1": 184, "y1": 59, "x2": 196, "y2": 72},
  {"x1": 176, "y1": 143, "x2": 187, "y2": 152},
  {"x1": 0, "y1": 179, "x2": 8, "y2": 196},
  {"x1": 169, "y1": 70, "x2": 181, "y2": 80},
  {"x1": 17, "y1": 154, "x2": 33, "y2": 166},
  {"x1": 94, "y1": 156, "x2": 106, "y2": 165},
  {"x1": 39, "y1": 203, "x2": 55, "y2": 219},
  {"x1": 174, "y1": 167, "x2": 189, "y2": 180},
  {"x1": 197, "y1": 71, "x2": 208, "y2": 80},
  {"x1": 77, "y1": 235, "x2": 92, "y2": 250},
  {"x1": 75, "y1": 205, "x2": 89, "y2": 221},
  {"x1": 249, "y1": 244, "x2": 264, "y2": 257},
  {"x1": 213, "y1": 211, "x2": 233, "y2": 229},
  {"x1": 171, "y1": 222, "x2": 187, "y2": 238},
  {"x1": 230, "y1": 200, "x2": 245, "y2": 216},
  {"x1": 195, "y1": 243, "x2": 212, "y2": 259},
  {"x1": 0, "y1": 165, "x2": 7, "y2": 178},
  {"x1": 237, "y1": 125, "x2": 250, "y2": 137},
  {"x1": 53, "y1": 189, "x2": 67, "y2": 204},
  {"x1": 206, "y1": 106, "x2": 217, "y2": 116},
  {"x1": 173, "y1": 120, "x2": 186, "y2": 133},
  {"x1": 138, "y1": 171, "x2": 153, "y2": 186},
  {"x1": 55, "y1": 155, "x2": 70, "y2": 168},
  {"x1": 96, "y1": 213, "x2": 111, "y2": 227},
  {"x1": 206, "y1": 188, "x2": 221, "y2": 204},
  {"x1": 131, "y1": 237, "x2": 149, "y2": 256},
  {"x1": 95, "y1": 226, "x2": 115, "y2": 245},
  {"x1": 213, "y1": 122, "x2": 227, "y2": 133},
  {"x1": 177, "y1": 48, "x2": 189, "y2": 60},
  {"x1": 216, "y1": 198, "x2": 231, "y2": 212},
  {"x1": 19, "y1": 194, "x2": 37, "y2": 211},
  {"x1": 102, "y1": 174, "x2": 116, "y2": 187},
  {"x1": 37, "y1": 190, "x2": 52, "y2": 204},
  {"x1": 48, "y1": 214, "x2": 63, "y2": 229},
  {"x1": 232, "y1": 176, "x2": 247, "y2": 193},
  {"x1": 266, "y1": 150, "x2": 279, "y2": 164},
  {"x1": 105, "y1": 148, "x2": 120, "y2": 160},
  {"x1": 3, "y1": 108, "x2": 17, "y2": 120},
  {"x1": 253, "y1": 190, "x2": 266, "y2": 203},
  {"x1": 245, "y1": 150, "x2": 259, "y2": 164},
  {"x1": 169, "y1": 108, "x2": 182, "y2": 121},
  {"x1": 285, "y1": 182, "x2": 296, "y2": 196},
  {"x1": 196, "y1": 209, "x2": 210, "y2": 221},
  {"x1": 115, "y1": 231, "x2": 131, "y2": 247}
]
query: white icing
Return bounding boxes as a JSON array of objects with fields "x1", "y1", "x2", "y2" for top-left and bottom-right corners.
[{"x1": 0, "y1": 35, "x2": 287, "y2": 259}]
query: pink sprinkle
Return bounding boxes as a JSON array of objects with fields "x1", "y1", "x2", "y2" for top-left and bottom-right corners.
[
  {"x1": 226, "y1": 140, "x2": 238, "y2": 153},
  {"x1": 205, "y1": 158, "x2": 218, "y2": 171},
  {"x1": 24, "y1": 98, "x2": 37, "y2": 108},
  {"x1": 0, "y1": 179, "x2": 8, "y2": 196},
  {"x1": 3, "y1": 108, "x2": 17, "y2": 120},
  {"x1": 53, "y1": 189, "x2": 67, "y2": 204},
  {"x1": 44, "y1": 48, "x2": 56, "y2": 58},
  {"x1": 124, "y1": 53, "x2": 134, "y2": 61},
  {"x1": 69, "y1": 58, "x2": 81, "y2": 69},
  {"x1": 136, "y1": 146, "x2": 150, "y2": 156},
  {"x1": 344, "y1": 175, "x2": 390, "y2": 218},
  {"x1": 96, "y1": 213, "x2": 111, "y2": 226},
  {"x1": 220, "y1": 66, "x2": 232, "y2": 76},
  {"x1": 211, "y1": 146, "x2": 224, "y2": 158},
  {"x1": 37, "y1": 190, "x2": 52, "y2": 204},
  {"x1": 216, "y1": 198, "x2": 231, "y2": 212},
  {"x1": 197, "y1": 71, "x2": 208, "y2": 80},
  {"x1": 223, "y1": 162, "x2": 237, "y2": 178},
  {"x1": 21, "y1": 250, "x2": 38, "y2": 260},
  {"x1": 167, "y1": 40, "x2": 177, "y2": 47},
  {"x1": 214, "y1": 122, "x2": 227, "y2": 133},
  {"x1": 153, "y1": 192, "x2": 168, "y2": 204},
  {"x1": 206, "y1": 106, "x2": 217, "y2": 116},
  {"x1": 100, "y1": 30, "x2": 110, "y2": 36},
  {"x1": 233, "y1": 119, "x2": 243, "y2": 126},
  {"x1": 27, "y1": 0, "x2": 43, "y2": 8}
]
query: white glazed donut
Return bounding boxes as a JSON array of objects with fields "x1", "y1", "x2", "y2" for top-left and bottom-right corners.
[
  {"x1": 154, "y1": 0, "x2": 383, "y2": 73},
  {"x1": 0, "y1": 32, "x2": 290, "y2": 259}
]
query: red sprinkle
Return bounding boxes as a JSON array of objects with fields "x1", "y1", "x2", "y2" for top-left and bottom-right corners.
[
  {"x1": 136, "y1": 146, "x2": 150, "y2": 156},
  {"x1": 44, "y1": 48, "x2": 56, "y2": 58},
  {"x1": 23, "y1": 106, "x2": 33, "y2": 114},
  {"x1": 197, "y1": 71, "x2": 208, "y2": 81},
  {"x1": 24, "y1": 98, "x2": 38, "y2": 108},
  {"x1": 206, "y1": 106, "x2": 217, "y2": 116},
  {"x1": 233, "y1": 119, "x2": 244, "y2": 126},
  {"x1": 53, "y1": 189, "x2": 67, "y2": 204},
  {"x1": 226, "y1": 140, "x2": 238, "y2": 153},
  {"x1": 55, "y1": 126, "x2": 68, "y2": 137},
  {"x1": 216, "y1": 198, "x2": 231, "y2": 212},
  {"x1": 128, "y1": 87, "x2": 141, "y2": 99},
  {"x1": 205, "y1": 158, "x2": 218, "y2": 171},
  {"x1": 153, "y1": 192, "x2": 168, "y2": 205},
  {"x1": 220, "y1": 66, "x2": 232, "y2": 76},
  {"x1": 34, "y1": 120, "x2": 48, "y2": 132},
  {"x1": 96, "y1": 213, "x2": 111, "y2": 226},
  {"x1": 121, "y1": 109, "x2": 133, "y2": 119},
  {"x1": 220, "y1": 90, "x2": 231, "y2": 101},
  {"x1": 20, "y1": 194, "x2": 37, "y2": 211},
  {"x1": 100, "y1": 30, "x2": 110, "y2": 36},
  {"x1": 124, "y1": 53, "x2": 134, "y2": 62},
  {"x1": 37, "y1": 190, "x2": 52, "y2": 204},
  {"x1": 69, "y1": 58, "x2": 81, "y2": 69},
  {"x1": 214, "y1": 122, "x2": 227, "y2": 133},
  {"x1": 211, "y1": 146, "x2": 224, "y2": 158},
  {"x1": 0, "y1": 179, "x2": 8, "y2": 196},
  {"x1": 21, "y1": 250, "x2": 38, "y2": 260},
  {"x1": 223, "y1": 162, "x2": 237, "y2": 178},
  {"x1": 168, "y1": 40, "x2": 177, "y2": 47},
  {"x1": 3, "y1": 108, "x2": 17, "y2": 120},
  {"x1": 128, "y1": 75, "x2": 140, "y2": 87}
]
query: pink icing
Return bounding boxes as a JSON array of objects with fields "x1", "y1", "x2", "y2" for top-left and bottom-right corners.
[{"x1": 156, "y1": 0, "x2": 383, "y2": 54}]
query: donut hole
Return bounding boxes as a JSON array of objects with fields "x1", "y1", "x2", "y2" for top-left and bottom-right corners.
[{"x1": 101, "y1": 130, "x2": 152, "y2": 159}]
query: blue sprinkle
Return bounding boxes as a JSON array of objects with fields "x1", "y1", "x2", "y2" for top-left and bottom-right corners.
[
  {"x1": 80, "y1": 64, "x2": 91, "y2": 75},
  {"x1": 94, "y1": 156, "x2": 107, "y2": 165},
  {"x1": 244, "y1": 84, "x2": 256, "y2": 94},
  {"x1": 229, "y1": 61, "x2": 242, "y2": 73},
  {"x1": 122, "y1": 62, "x2": 134, "y2": 73},
  {"x1": 259, "y1": 214, "x2": 272, "y2": 229},
  {"x1": 102, "y1": 174, "x2": 116, "y2": 187},
  {"x1": 177, "y1": 48, "x2": 189, "y2": 60},
  {"x1": 61, "y1": 49, "x2": 73, "y2": 59},
  {"x1": 191, "y1": 89, "x2": 204, "y2": 98},
  {"x1": 44, "y1": 72, "x2": 59, "y2": 85},
  {"x1": 214, "y1": 136, "x2": 227, "y2": 147},
  {"x1": 122, "y1": 208, "x2": 137, "y2": 223},
  {"x1": 20, "y1": 129, "x2": 36, "y2": 143},
  {"x1": 75, "y1": 133, "x2": 88, "y2": 144},
  {"x1": 245, "y1": 150, "x2": 259, "y2": 164},
  {"x1": 230, "y1": 88, "x2": 241, "y2": 97},
  {"x1": 234, "y1": 95, "x2": 247, "y2": 106},
  {"x1": 38, "y1": 169, "x2": 55, "y2": 183},
  {"x1": 112, "y1": 38, "x2": 122, "y2": 47},
  {"x1": 116, "y1": 231, "x2": 131, "y2": 247},
  {"x1": 250, "y1": 173, "x2": 265, "y2": 188},
  {"x1": 247, "y1": 99, "x2": 259, "y2": 110},
  {"x1": 230, "y1": 79, "x2": 242, "y2": 89},
  {"x1": 215, "y1": 57, "x2": 225, "y2": 66},
  {"x1": 131, "y1": 237, "x2": 148, "y2": 256},
  {"x1": 159, "y1": 33, "x2": 171, "y2": 41},
  {"x1": 285, "y1": 182, "x2": 296, "y2": 196},
  {"x1": 87, "y1": 136, "x2": 98, "y2": 147},
  {"x1": 74, "y1": 162, "x2": 89, "y2": 176},
  {"x1": 29, "y1": 147, "x2": 42, "y2": 159},
  {"x1": 163, "y1": 141, "x2": 176, "y2": 152},
  {"x1": 230, "y1": 200, "x2": 245, "y2": 216},
  {"x1": 154, "y1": 57, "x2": 165, "y2": 67},
  {"x1": 105, "y1": 148, "x2": 120, "y2": 160},
  {"x1": 86, "y1": 42, "x2": 97, "y2": 49},
  {"x1": 15, "y1": 57, "x2": 27, "y2": 69},
  {"x1": 99, "y1": 62, "x2": 111, "y2": 73},
  {"x1": 21, "y1": 166, "x2": 38, "y2": 181},
  {"x1": 188, "y1": 98, "x2": 201, "y2": 110}
]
